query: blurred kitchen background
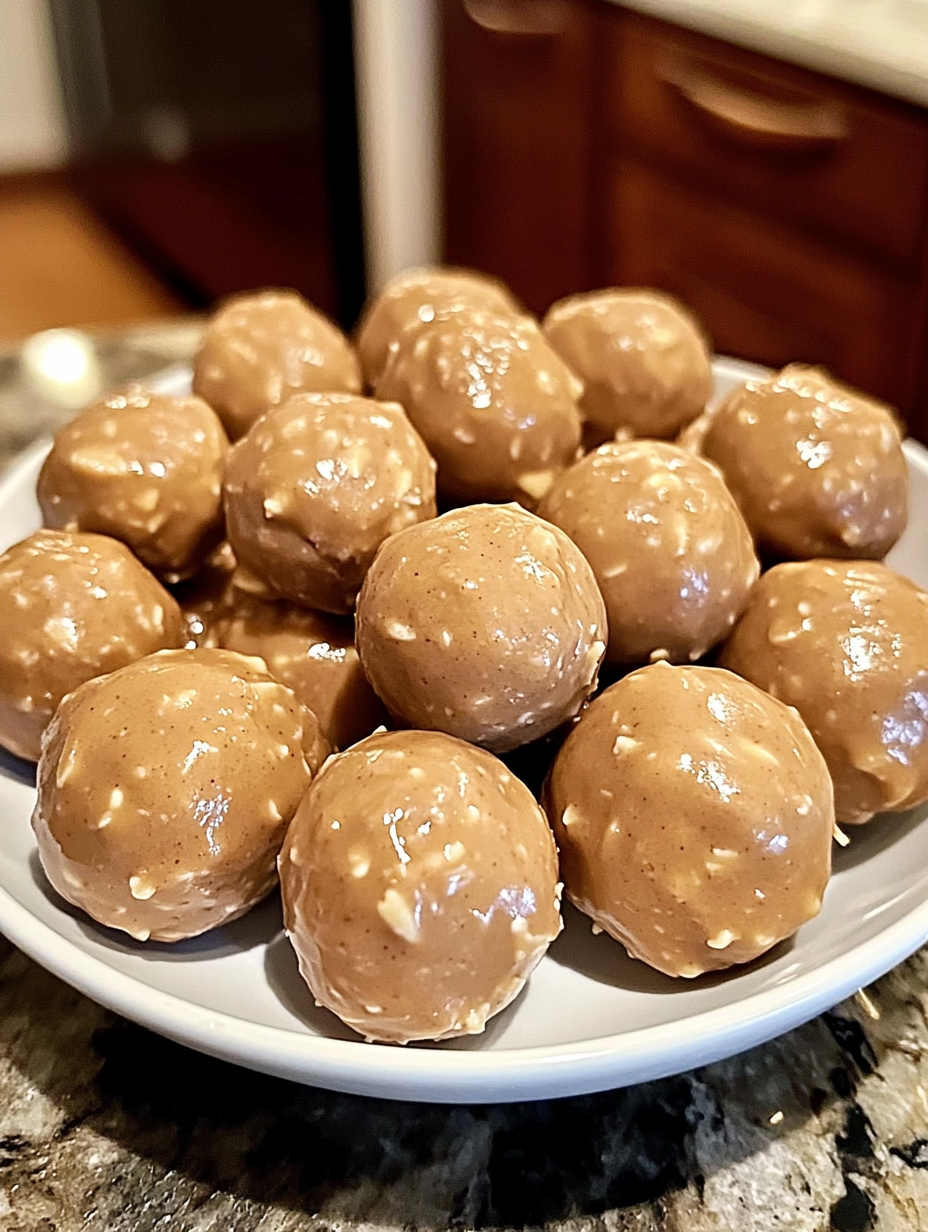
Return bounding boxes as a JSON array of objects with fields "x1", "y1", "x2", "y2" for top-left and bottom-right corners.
[{"x1": 3, "y1": 0, "x2": 928, "y2": 441}]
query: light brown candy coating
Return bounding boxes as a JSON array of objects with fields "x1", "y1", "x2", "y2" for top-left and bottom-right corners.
[
  {"x1": 355, "y1": 265, "x2": 520, "y2": 388},
  {"x1": 538, "y1": 440, "x2": 759, "y2": 665},
  {"x1": 544, "y1": 662, "x2": 834, "y2": 978},
  {"x1": 676, "y1": 406, "x2": 714, "y2": 455},
  {"x1": 375, "y1": 310, "x2": 583, "y2": 507},
  {"x1": 0, "y1": 530, "x2": 185, "y2": 762},
  {"x1": 37, "y1": 387, "x2": 228, "y2": 581},
  {"x1": 32, "y1": 648, "x2": 326, "y2": 943},
  {"x1": 223, "y1": 393, "x2": 437, "y2": 613},
  {"x1": 543, "y1": 288, "x2": 713, "y2": 441},
  {"x1": 280, "y1": 728, "x2": 562, "y2": 1043},
  {"x1": 702, "y1": 365, "x2": 908, "y2": 560},
  {"x1": 719, "y1": 560, "x2": 928, "y2": 825},
  {"x1": 356, "y1": 503, "x2": 607, "y2": 753},
  {"x1": 215, "y1": 595, "x2": 388, "y2": 750},
  {"x1": 192, "y1": 289, "x2": 362, "y2": 441}
]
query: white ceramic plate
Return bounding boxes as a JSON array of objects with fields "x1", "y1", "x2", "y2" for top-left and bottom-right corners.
[{"x1": 2, "y1": 357, "x2": 928, "y2": 1104}]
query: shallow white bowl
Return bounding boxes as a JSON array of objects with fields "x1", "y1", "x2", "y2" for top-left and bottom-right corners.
[{"x1": 1, "y1": 357, "x2": 927, "y2": 1103}]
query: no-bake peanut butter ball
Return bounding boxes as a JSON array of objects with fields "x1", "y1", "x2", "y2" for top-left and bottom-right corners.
[
  {"x1": 544, "y1": 662, "x2": 834, "y2": 978},
  {"x1": 223, "y1": 392, "x2": 437, "y2": 613},
  {"x1": 37, "y1": 386, "x2": 228, "y2": 581},
  {"x1": 719, "y1": 560, "x2": 928, "y2": 825},
  {"x1": 538, "y1": 439, "x2": 759, "y2": 665},
  {"x1": 215, "y1": 595, "x2": 388, "y2": 750},
  {"x1": 32, "y1": 648, "x2": 327, "y2": 943},
  {"x1": 542, "y1": 288, "x2": 713, "y2": 442},
  {"x1": 279, "y1": 728, "x2": 562, "y2": 1043},
  {"x1": 701, "y1": 365, "x2": 908, "y2": 561},
  {"x1": 375, "y1": 309, "x2": 583, "y2": 507},
  {"x1": 356, "y1": 503, "x2": 607, "y2": 753},
  {"x1": 192, "y1": 289, "x2": 362, "y2": 440},
  {"x1": 0, "y1": 530, "x2": 184, "y2": 762},
  {"x1": 355, "y1": 264, "x2": 520, "y2": 387}
]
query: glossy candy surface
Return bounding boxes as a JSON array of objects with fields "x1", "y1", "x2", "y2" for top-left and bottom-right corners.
[
  {"x1": 719, "y1": 559, "x2": 928, "y2": 824},
  {"x1": 0, "y1": 529, "x2": 184, "y2": 761},
  {"x1": 223, "y1": 392, "x2": 436, "y2": 613},
  {"x1": 539, "y1": 439, "x2": 758, "y2": 665},
  {"x1": 280, "y1": 728, "x2": 562, "y2": 1044},
  {"x1": 355, "y1": 264, "x2": 519, "y2": 388},
  {"x1": 37, "y1": 387, "x2": 228, "y2": 580},
  {"x1": 356, "y1": 503, "x2": 607, "y2": 753},
  {"x1": 543, "y1": 288, "x2": 713, "y2": 442},
  {"x1": 544, "y1": 661, "x2": 835, "y2": 978},
  {"x1": 32, "y1": 647, "x2": 326, "y2": 943},
  {"x1": 702, "y1": 364, "x2": 908, "y2": 560},
  {"x1": 376, "y1": 310, "x2": 583, "y2": 507},
  {"x1": 215, "y1": 595, "x2": 387, "y2": 750},
  {"x1": 193, "y1": 289, "x2": 361, "y2": 441}
]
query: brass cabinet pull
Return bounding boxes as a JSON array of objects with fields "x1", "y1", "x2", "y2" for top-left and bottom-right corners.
[
  {"x1": 462, "y1": 0, "x2": 571, "y2": 37},
  {"x1": 659, "y1": 55, "x2": 849, "y2": 152}
]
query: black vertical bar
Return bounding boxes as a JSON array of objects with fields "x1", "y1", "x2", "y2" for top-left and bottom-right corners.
[{"x1": 318, "y1": 0, "x2": 368, "y2": 330}]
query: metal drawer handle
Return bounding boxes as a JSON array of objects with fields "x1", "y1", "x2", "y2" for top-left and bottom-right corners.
[
  {"x1": 659, "y1": 56, "x2": 849, "y2": 152},
  {"x1": 462, "y1": 0, "x2": 571, "y2": 37}
]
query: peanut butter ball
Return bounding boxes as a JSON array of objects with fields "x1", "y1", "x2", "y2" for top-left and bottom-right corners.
[
  {"x1": 215, "y1": 595, "x2": 388, "y2": 750},
  {"x1": 37, "y1": 386, "x2": 228, "y2": 581},
  {"x1": 223, "y1": 393, "x2": 437, "y2": 613},
  {"x1": 544, "y1": 662, "x2": 834, "y2": 978},
  {"x1": 375, "y1": 310, "x2": 583, "y2": 507},
  {"x1": 543, "y1": 288, "x2": 713, "y2": 442},
  {"x1": 356, "y1": 503, "x2": 607, "y2": 753},
  {"x1": 719, "y1": 560, "x2": 928, "y2": 825},
  {"x1": 702, "y1": 365, "x2": 908, "y2": 560},
  {"x1": 538, "y1": 440, "x2": 759, "y2": 665},
  {"x1": 356, "y1": 265, "x2": 520, "y2": 387},
  {"x1": 280, "y1": 728, "x2": 562, "y2": 1043},
  {"x1": 192, "y1": 289, "x2": 362, "y2": 440},
  {"x1": 0, "y1": 530, "x2": 184, "y2": 762},
  {"x1": 32, "y1": 648, "x2": 326, "y2": 943}
]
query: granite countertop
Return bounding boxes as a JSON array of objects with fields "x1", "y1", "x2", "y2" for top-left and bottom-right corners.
[
  {"x1": 614, "y1": 0, "x2": 928, "y2": 107},
  {"x1": 3, "y1": 323, "x2": 928, "y2": 1231}
]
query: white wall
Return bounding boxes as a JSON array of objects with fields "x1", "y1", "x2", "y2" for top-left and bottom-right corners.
[
  {"x1": 0, "y1": 0, "x2": 67, "y2": 172},
  {"x1": 353, "y1": 0, "x2": 441, "y2": 291}
]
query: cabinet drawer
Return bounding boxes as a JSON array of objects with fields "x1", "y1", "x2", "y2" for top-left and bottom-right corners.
[
  {"x1": 607, "y1": 161, "x2": 922, "y2": 413},
  {"x1": 607, "y1": 13, "x2": 928, "y2": 268}
]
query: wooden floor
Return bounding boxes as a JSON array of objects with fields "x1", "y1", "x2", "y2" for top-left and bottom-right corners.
[{"x1": 0, "y1": 179, "x2": 183, "y2": 343}]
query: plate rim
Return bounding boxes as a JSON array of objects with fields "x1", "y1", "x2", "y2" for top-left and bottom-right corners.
[
  {"x1": 2, "y1": 852, "x2": 928, "y2": 1102},
  {"x1": 2, "y1": 383, "x2": 928, "y2": 1102}
]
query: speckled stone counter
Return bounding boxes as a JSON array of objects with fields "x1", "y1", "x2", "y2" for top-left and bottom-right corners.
[{"x1": 2, "y1": 323, "x2": 928, "y2": 1232}]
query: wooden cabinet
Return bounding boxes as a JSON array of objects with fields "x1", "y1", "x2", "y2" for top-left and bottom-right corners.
[
  {"x1": 607, "y1": 15, "x2": 928, "y2": 267},
  {"x1": 603, "y1": 11, "x2": 928, "y2": 428},
  {"x1": 441, "y1": 0, "x2": 928, "y2": 440},
  {"x1": 441, "y1": 0, "x2": 599, "y2": 315},
  {"x1": 608, "y1": 150, "x2": 923, "y2": 411}
]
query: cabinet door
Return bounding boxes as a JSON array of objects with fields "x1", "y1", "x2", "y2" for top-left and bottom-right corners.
[
  {"x1": 441, "y1": 0, "x2": 598, "y2": 315},
  {"x1": 607, "y1": 12, "x2": 928, "y2": 268},
  {"x1": 608, "y1": 161, "x2": 923, "y2": 413}
]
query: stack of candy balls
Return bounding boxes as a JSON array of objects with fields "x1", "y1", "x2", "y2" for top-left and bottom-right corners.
[{"x1": 0, "y1": 271, "x2": 925, "y2": 1045}]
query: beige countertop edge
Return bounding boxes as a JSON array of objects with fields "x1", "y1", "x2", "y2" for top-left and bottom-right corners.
[{"x1": 612, "y1": 0, "x2": 928, "y2": 108}]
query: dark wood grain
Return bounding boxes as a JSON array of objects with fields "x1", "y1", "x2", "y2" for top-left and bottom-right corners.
[
  {"x1": 441, "y1": 0, "x2": 600, "y2": 315},
  {"x1": 607, "y1": 160, "x2": 924, "y2": 412},
  {"x1": 608, "y1": 13, "x2": 928, "y2": 270}
]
